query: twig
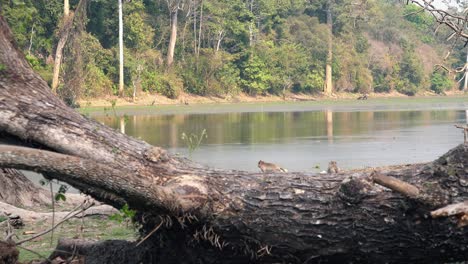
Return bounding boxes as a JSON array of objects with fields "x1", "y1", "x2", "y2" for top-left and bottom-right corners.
[
  {"x1": 431, "y1": 201, "x2": 468, "y2": 227},
  {"x1": 371, "y1": 171, "x2": 420, "y2": 198},
  {"x1": 80, "y1": 208, "x2": 85, "y2": 239},
  {"x1": 454, "y1": 124, "x2": 468, "y2": 144},
  {"x1": 16, "y1": 200, "x2": 94, "y2": 245},
  {"x1": 50, "y1": 181, "x2": 55, "y2": 246},
  {"x1": 135, "y1": 219, "x2": 164, "y2": 247}
]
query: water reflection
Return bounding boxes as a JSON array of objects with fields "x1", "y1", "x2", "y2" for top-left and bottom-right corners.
[{"x1": 96, "y1": 109, "x2": 466, "y2": 172}]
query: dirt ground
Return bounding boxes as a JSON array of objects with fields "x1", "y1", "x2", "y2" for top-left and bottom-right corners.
[
  {"x1": 0, "y1": 203, "x2": 137, "y2": 263},
  {"x1": 77, "y1": 90, "x2": 466, "y2": 108}
]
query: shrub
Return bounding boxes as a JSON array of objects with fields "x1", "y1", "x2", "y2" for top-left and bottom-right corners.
[
  {"x1": 430, "y1": 71, "x2": 453, "y2": 94},
  {"x1": 296, "y1": 70, "x2": 324, "y2": 93},
  {"x1": 83, "y1": 64, "x2": 113, "y2": 97},
  {"x1": 239, "y1": 52, "x2": 271, "y2": 95},
  {"x1": 160, "y1": 73, "x2": 183, "y2": 99}
]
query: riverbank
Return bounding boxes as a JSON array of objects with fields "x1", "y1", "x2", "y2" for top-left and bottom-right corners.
[
  {"x1": 79, "y1": 91, "x2": 468, "y2": 116},
  {"x1": 79, "y1": 90, "x2": 460, "y2": 108}
]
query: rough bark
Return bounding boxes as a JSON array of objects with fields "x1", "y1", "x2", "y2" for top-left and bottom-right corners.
[
  {"x1": 0, "y1": 168, "x2": 51, "y2": 207},
  {"x1": 1, "y1": 14, "x2": 468, "y2": 264}
]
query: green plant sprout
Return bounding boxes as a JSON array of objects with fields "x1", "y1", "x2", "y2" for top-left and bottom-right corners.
[
  {"x1": 181, "y1": 129, "x2": 208, "y2": 158},
  {"x1": 106, "y1": 99, "x2": 117, "y2": 117},
  {"x1": 110, "y1": 203, "x2": 137, "y2": 228}
]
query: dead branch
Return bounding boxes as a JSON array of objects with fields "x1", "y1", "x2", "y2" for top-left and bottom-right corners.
[
  {"x1": 407, "y1": 0, "x2": 468, "y2": 41},
  {"x1": 455, "y1": 124, "x2": 468, "y2": 143},
  {"x1": 431, "y1": 201, "x2": 468, "y2": 218},
  {"x1": 371, "y1": 171, "x2": 420, "y2": 198},
  {"x1": 431, "y1": 201, "x2": 468, "y2": 227}
]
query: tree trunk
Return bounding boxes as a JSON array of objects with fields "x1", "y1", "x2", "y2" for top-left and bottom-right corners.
[
  {"x1": 0, "y1": 168, "x2": 50, "y2": 207},
  {"x1": 51, "y1": 14, "x2": 75, "y2": 94},
  {"x1": 192, "y1": 0, "x2": 197, "y2": 55},
  {"x1": 215, "y1": 30, "x2": 224, "y2": 52},
  {"x1": 196, "y1": 0, "x2": 203, "y2": 57},
  {"x1": 64, "y1": 0, "x2": 70, "y2": 19},
  {"x1": 51, "y1": 36, "x2": 67, "y2": 94},
  {"x1": 1, "y1": 15, "x2": 468, "y2": 263},
  {"x1": 324, "y1": 0, "x2": 333, "y2": 95},
  {"x1": 167, "y1": 6, "x2": 178, "y2": 67},
  {"x1": 118, "y1": 0, "x2": 124, "y2": 96}
]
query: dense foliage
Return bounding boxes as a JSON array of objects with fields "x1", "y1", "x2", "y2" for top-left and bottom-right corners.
[{"x1": 1, "y1": 0, "x2": 465, "y2": 100}]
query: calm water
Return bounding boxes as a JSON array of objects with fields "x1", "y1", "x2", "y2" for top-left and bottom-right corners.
[{"x1": 95, "y1": 108, "x2": 467, "y2": 173}]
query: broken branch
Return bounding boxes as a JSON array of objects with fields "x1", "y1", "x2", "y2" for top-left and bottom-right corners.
[{"x1": 371, "y1": 171, "x2": 420, "y2": 198}]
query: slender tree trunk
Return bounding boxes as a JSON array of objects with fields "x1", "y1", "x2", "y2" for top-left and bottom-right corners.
[
  {"x1": 167, "y1": 6, "x2": 179, "y2": 67},
  {"x1": 324, "y1": 0, "x2": 333, "y2": 95},
  {"x1": 51, "y1": 37, "x2": 67, "y2": 94},
  {"x1": 248, "y1": 0, "x2": 254, "y2": 46},
  {"x1": 27, "y1": 24, "x2": 34, "y2": 55},
  {"x1": 196, "y1": 0, "x2": 203, "y2": 57},
  {"x1": 64, "y1": 0, "x2": 70, "y2": 18},
  {"x1": 181, "y1": 11, "x2": 189, "y2": 61},
  {"x1": 192, "y1": 0, "x2": 197, "y2": 55},
  {"x1": 118, "y1": 0, "x2": 124, "y2": 96},
  {"x1": 215, "y1": 30, "x2": 224, "y2": 53},
  {"x1": 51, "y1": 0, "x2": 72, "y2": 94}
]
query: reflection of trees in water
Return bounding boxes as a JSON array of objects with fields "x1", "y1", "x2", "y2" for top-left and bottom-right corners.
[
  {"x1": 326, "y1": 110, "x2": 333, "y2": 143},
  {"x1": 95, "y1": 109, "x2": 463, "y2": 148}
]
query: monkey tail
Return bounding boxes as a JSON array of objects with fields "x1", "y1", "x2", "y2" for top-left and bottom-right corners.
[{"x1": 280, "y1": 168, "x2": 288, "y2": 173}]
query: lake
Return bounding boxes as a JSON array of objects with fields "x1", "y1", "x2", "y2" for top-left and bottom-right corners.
[{"x1": 93, "y1": 100, "x2": 468, "y2": 173}]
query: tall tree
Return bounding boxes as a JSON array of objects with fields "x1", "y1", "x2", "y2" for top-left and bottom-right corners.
[
  {"x1": 51, "y1": 0, "x2": 73, "y2": 94},
  {"x1": 323, "y1": 0, "x2": 333, "y2": 95},
  {"x1": 64, "y1": 0, "x2": 69, "y2": 18},
  {"x1": 118, "y1": 0, "x2": 124, "y2": 96},
  {"x1": 167, "y1": 0, "x2": 182, "y2": 67}
]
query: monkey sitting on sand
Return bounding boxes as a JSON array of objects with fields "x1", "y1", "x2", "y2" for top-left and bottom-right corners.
[
  {"x1": 357, "y1": 94, "x2": 368, "y2": 100},
  {"x1": 258, "y1": 160, "x2": 288, "y2": 173},
  {"x1": 327, "y1": 161, "x2": 340, "y2": 174}
]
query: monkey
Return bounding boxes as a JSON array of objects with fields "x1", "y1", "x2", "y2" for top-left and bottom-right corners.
[
  {"x1": 327, "y1": 161, "x2": 340, "y2": 174},
  {"x1": 357, "y1": 94, "x2": 368, "y2": 100},
  {"x1": 258, "y1": 160, "x2": 288, "y2": 173}
]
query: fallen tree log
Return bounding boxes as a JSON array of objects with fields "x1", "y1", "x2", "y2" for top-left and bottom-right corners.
[
  {"x1": 0, "y1": 201, "x2": 117, "y2": 222},
  {"x1": 0, "y1": 167, "x2": 97, "y2": 209},
  {"x1": 0, "y1": 168, "x2": 51, "y2": 207},
  {"x1": 1, "y1": 15, "x2": 468, "y2": 263}
]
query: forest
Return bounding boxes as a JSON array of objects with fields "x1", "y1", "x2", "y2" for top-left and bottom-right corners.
[
  {"x1": 1, "y1": 0, "x2": 468, "y2": 263},
  {"x1": 1, "y1": 0, "x2": 467, "y2": 107}
]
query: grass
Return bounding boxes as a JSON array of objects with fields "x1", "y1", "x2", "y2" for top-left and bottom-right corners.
[
  {"x1": 13, "y1": 216, "x2": 137, "y2": 263},
  {"x1": 79, "y1": 94, "x2": 468, "y2": 117}
]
